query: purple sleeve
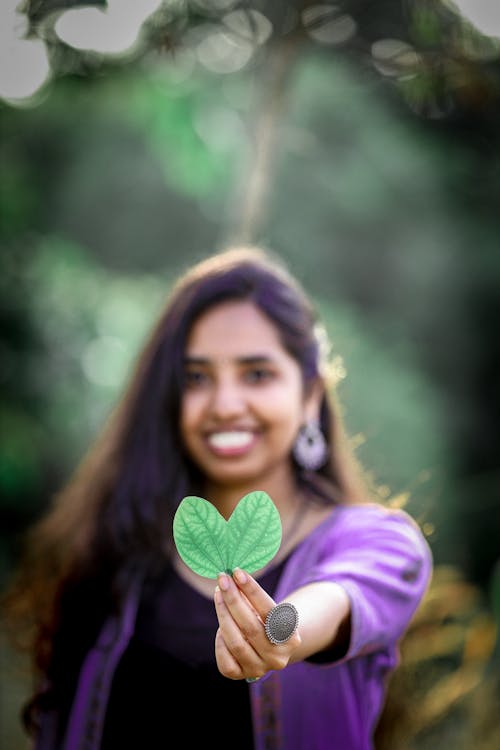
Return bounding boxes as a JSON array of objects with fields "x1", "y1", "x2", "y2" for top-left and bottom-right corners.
[{"x1": 312, "y1": 507, "x2": 432, "y2": 659}]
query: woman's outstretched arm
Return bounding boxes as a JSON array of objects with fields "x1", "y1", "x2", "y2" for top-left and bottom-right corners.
[{"x1": 214, "y1": 568, "x2": 350, "y2": 681}]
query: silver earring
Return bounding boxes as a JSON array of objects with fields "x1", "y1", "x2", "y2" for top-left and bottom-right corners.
[{"x1": 293, "y1": 420, "x2": 328, "y2": 471}]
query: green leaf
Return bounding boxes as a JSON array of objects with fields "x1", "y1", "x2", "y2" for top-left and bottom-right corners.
[
  {"x1": 173, "y1": 496, "x2": 228, "y2": 578},
  {"x1": 173, "y1": 491, "x2": 282, "y2": 579},
  {"x1": 226, "y1": 491, "x2": 282, "y2": 574}
]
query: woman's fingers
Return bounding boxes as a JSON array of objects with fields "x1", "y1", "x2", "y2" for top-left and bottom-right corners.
[
  {"x1": 214, "y1": 569, "x2": 301, "y2": 679},
  {"x1": 217, "y1": 571, "x2": 271, "y2": 643},
  {"x1": 229, "y1": 569, "x2": 301, "y2": 658},
  {"x1": 231, "y1": 568, "x2": 276, "y2": 621},
  {"x1": 214, "y1": 626, "x2": 244, "y2": 679},
  {"x1": 214, "y1": 586, "x2": 265, "y2": 679}
]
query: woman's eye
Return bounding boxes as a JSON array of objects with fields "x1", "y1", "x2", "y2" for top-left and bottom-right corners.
[
  {"x1": 244, "y1": 368, "x2": 274, "y2": 384},
  {"x1": 184, "y1": 371, "x2": 209, "y2": 388}
]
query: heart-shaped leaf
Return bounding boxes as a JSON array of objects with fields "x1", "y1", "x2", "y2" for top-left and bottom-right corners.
[{"x1": 173, "y1": 491, "x2": 282, "y2": 578}]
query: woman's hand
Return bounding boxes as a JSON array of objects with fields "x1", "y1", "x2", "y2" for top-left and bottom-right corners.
[{"x1": 214, "y1": 568, "x2": 302, "y2": 681}]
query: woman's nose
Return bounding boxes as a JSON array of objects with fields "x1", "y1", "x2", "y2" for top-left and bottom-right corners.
[{"x1": 209, "y1": 378, "x2": 245, "y2": 417}]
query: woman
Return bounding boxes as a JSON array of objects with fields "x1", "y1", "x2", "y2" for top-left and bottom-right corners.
[{"x1": 3, "y1": 245, "x2": 432, "y2": 749}]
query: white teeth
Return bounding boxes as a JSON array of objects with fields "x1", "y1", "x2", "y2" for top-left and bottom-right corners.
[{"x1": 208, "y1": 431, "x2": 254, "y2": 449}]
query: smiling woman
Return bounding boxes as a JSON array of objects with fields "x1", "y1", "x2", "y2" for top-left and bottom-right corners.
[{"x1": 2, "y1": 245, "x2": 432, "y2": 750}]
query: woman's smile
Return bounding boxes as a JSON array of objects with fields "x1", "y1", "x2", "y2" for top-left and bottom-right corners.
[{"x1": 205, "y1": 429, "x2": 259, "y2": 455}]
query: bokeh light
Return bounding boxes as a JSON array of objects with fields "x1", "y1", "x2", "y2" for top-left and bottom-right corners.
[
  {"x1": 450, "y1": 0, "x2": 500, "y2": 37},
  {"x1": 302, "y1": 4, "x2": 357, "y2": 46},
  {"x1": 54, "y1": 0, "x2": 163, "y2": 55},
  {"x1": 0, "y1": 1, "x2": 50, "y2": 102}
]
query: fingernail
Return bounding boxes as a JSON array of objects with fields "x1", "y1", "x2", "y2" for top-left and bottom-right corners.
[
  {"x1": 218, "y1": 572, "x2": 229, "y2": 591},
  {"x1": 214, "y1": 586, "x2": 223, "y2": 605},
  {"x1": 233, "y1": 568, "x2": 247, "y2": 585}
]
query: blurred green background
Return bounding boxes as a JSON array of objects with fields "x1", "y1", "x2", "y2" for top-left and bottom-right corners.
[{"x1": 1, "y1": 2, "x2": 499, "y2": 749}]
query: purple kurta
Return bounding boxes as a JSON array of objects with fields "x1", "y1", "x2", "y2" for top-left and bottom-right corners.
[
  {"x1": 35, "y1": 503, "x2": 431, "y2": 750},
  {"x1": 249, "y1": 503, "x2": 433, "y2": 750}
]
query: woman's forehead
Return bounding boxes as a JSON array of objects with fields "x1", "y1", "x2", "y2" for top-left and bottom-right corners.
[
  {"x1": 187, "y1": 301, "x2": 282, "y2": 348},
  {"x1": 184, "y1": 301, "x2": 298, "y2": 368}
]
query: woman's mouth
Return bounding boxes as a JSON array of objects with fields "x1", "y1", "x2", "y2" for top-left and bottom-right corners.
[{"x1": 206, "y1": 430, "x2": 258, "y2": 456}]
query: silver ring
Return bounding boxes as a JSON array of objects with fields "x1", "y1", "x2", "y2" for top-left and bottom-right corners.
[
  {"x1": 264, "y1": 602, "x2": 299, "y2": 645},
  {"x1": 246, "y1": 677, "x2": 260, "y2": 683}
]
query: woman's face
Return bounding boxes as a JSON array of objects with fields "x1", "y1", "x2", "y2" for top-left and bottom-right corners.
[{"x1": 180, "y1": 300, "x2": 317, "y2": 490}]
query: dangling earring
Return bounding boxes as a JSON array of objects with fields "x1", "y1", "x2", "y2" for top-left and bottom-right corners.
[{"x1": 293, "y1": 420, "x2": 328, "y2": 471}]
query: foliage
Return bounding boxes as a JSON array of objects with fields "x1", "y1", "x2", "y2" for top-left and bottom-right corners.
[
  {"x1": 376, "y1": 564, "x2": 500, "y2": 750},
  {"x1": 8, "y1": 1, "x2": 499, "y2": 128}
]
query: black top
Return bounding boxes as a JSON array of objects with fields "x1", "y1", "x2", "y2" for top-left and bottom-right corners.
[{"x1": 100, "y1": 561, "x2": 287, "y2": 749}]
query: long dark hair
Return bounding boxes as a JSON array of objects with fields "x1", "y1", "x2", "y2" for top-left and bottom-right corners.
[{"x1": 2, "y1": 245, "x2": 368, "y2": 722}]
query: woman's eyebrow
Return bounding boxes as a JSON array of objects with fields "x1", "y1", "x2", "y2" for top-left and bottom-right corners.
[
  {"x1": 236, "y1": 355, "x2": 275, "y2": 365},
  {"x1": 183, "y1": 356, "x2": 210, "y2": 366},
  {"x1": 183, "y1": 354, "x2": 276, "y2": 366}
]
